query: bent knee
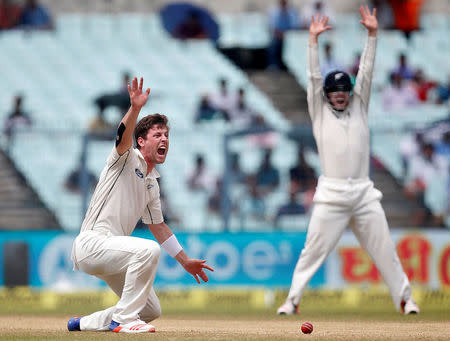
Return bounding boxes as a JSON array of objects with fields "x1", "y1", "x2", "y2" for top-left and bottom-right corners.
[{"x1": 136, "y1": 241, "x2": 161, "y2": 263}]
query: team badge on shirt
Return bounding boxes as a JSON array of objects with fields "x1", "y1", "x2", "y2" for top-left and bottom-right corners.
[{"x1": 135, "y1": 168, "x2": 144, "y2": 178}]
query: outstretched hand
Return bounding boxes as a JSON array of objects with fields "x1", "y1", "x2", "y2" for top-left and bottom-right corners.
[
  {"x1": 359, "y1": 5, "x2": 378, "y2": 36},
  {"x1": 309, "y1": 13, "x2": 332, "y2": 37},
  {"x1": 128, "y1": 77, "x2": 151, "y2": 109},
  {"x1": 182, "y1": 258, "x2": 214, "y2": 284}
]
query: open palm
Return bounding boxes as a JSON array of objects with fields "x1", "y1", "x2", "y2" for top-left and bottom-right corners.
[
  {"x1": 309, "y1": 14, "x2": 332, "y2": 36},
  {"x1": 183, "y1": 258, "x2": 214, "y2": 284},
  {"x1": 128, "y1": 77, "x2": 150, "y2": 109},
  {"x1": 359, "y1": 5, "x2": 378, "y2": 32}
]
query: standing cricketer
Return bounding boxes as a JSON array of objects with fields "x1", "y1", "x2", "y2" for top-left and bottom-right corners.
[
  {"x1": 68, "y1": 77, "x2": 214, "y2": 333},
  {"x1": 277, "y1": 7, "x2": 419, "y2": 315}
]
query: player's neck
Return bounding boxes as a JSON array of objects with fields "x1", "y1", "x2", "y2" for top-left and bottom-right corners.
[
  {"x1": 146, "y1": 164, "x2": 155, "y2": 175},
  {"x1": 145, "y1": 158, "x2": 155, "y2": 175}
]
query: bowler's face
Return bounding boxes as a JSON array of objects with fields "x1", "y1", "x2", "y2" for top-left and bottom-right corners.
[
  {"x1": 138, "y1": 125, "x2": 169, "y2": 165},
  {"x1": 328, "y1": 91, "x2": 350, "y2": 111}
]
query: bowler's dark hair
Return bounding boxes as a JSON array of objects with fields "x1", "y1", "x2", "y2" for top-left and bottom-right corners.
[{"x1": 134, "y1": 113, "x2": 169, "y2": 149}]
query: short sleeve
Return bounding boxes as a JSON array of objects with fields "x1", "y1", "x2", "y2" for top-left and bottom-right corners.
[{"x1": 106, "y1": 146, "x2": 133, "y2": 167}]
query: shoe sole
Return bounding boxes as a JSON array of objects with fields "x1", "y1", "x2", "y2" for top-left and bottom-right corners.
[{"x1": 112, "y1": 326, "x2": 156, "y2": 333}]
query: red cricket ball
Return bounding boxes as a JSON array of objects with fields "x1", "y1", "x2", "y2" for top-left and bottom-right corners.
[{"x1": 301, "y1": 322, "x2": 313, "y2": 334}]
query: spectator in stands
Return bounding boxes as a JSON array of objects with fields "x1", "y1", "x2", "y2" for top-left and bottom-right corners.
[
  {"x1": 229, "y1": 152, "x2": 247, "y2": 185},
  {"x1": 302, "y1": 0, "x2": 334, "y2": 27},
  {"x1": 391, "y1": 53, "x2": 414, "y2": 80},
  {"x1": 435, "y1": 75, "x2": 449, "y2": 105},
  {"x1": 267, "y1": 0, "x2": 301, "y2": 69},
  {"x1": 289, "y1": 146, "x2": 317, "y2": 194},
  {"x1": 94, "y1": 72, "x2": 131, "y2": 122},
  {"x1": 371, "y1": 0, "x2": 394, "y2": 29},
  {"x1": 320, "y1": 42, "x2": 343, "y2": 76},
  {"x1": 240, "y1": 175, "x2": 266, "y2": 220},
  {"x1": 389, "y1": 0, "x2": 424, "y2": 40},
  {"x1": 64, "y1": 157, "x2": 98, "y2": 194},
  {"x1": 246, "y1": 114, "x2": 278, "y2": 149},
  {"x1": 173, "y1": 11, "x2": 207, "y2": 40},
  {"x1": 382, "y1": 72, "x2": 417, "y2": 112},
  {"x1": 275, "y1": 190, "x2": 306, "y2": 226},
  {"x1": 208, "y1": 78, "x2": 236, "y2": 120},
  {"x1": 20, "y1": 0, "x2": 53, "y2": 30},
  {"x1": 404, "y1": 142, "x2": 448, "y2": 225},
  {"x1": 3, "y1": 95, "x2": 32, "y2": 151},
  {"x1": 0, "y1": 0, "x2": 22, "y2": 30},
  {"x1": 411, "y1": 69, "x2": 437, "y2": 102},
  {"x1": 88, "y1": 102, "x2": 115, "y2": 139},
  {"x1": 228, "y1": 88, "x2": 255, "y2": 126},
  {"x1": 194, "y1": 95, "x2": 218, "y2": 123},
  {"x1": 254, "y1": 148, "x2": 280, "y2": 195},
  {"x1": 186, "y1": 154, "x2": 216, "y2": 192}
]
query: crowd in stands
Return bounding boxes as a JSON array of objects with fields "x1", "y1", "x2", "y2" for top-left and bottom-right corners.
[
  {"x1": 264, "y1": 0, "x2": 427, "y2": 69},
  {"x1": 195, "y1": 78, "x2": 258, "y2": 127},
  {"x1": 1, "y1": 0, "x2": 447, "y2": 231},
  {"x1": 382, "y1": 53, "x2": 448, "y2": 112},
  {"x1": 400, "y1": 122, "x2": 449, "y2": 226},
  {"x1": 185, "y1": 143, "x2": 318, "y2": 229},
  {"x1": 0, "y1": 0, "x2": 53, "y2": 30}
]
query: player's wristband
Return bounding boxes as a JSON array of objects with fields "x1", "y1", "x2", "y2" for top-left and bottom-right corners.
[{"x1": 161, "y1": 234, "x2": 183, "y2": 258}]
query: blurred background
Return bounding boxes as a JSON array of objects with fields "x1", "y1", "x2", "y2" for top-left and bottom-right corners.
[{"x1": 0, "y1": 0, "x2": 448, "y2": 314}]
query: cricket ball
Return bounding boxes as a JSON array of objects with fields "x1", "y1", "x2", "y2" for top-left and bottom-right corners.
[{"x1": 301, "y1": 322, "x2": 313, "y2": 334}]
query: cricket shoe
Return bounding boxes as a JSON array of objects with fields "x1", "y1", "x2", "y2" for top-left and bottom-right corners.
[
  {"x1": 109, "y1": 319, "x2": 155, "y2": 333},
  {"x1": 401, "y1": 298, "x2": 420, "y2": 315},
  {"x1": 67, "y1": 317, "x2": 81, "y2": 331},
  {"x1": 277, "y1": 301, "x2": 299, "y2": 315}
]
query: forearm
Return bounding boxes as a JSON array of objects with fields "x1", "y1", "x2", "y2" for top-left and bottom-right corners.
[
  {"x1": 307, "y1": 37, "x2": 323, "y2": 120},
  {"x1": 116, "y1": 105, "x2": 140, "y2": 154},
  {"x1": 354, "y1": 35, "x2": 377, "y2": 103},
  {"x1": 149, "y1": 222, "x2": 183, "y2": 259},
  {"x1": 307, "y1": 38, "x2": 321, "y2": 80},
  {"x1": 149, "y1": 222, "x2": 174, "y2": 244},
  {"x1": 309, "y1": 33, "x2": 319, "y2": 45},
  {"x1": 360, "y1": 35, "x2": 377, "y2": 74}
]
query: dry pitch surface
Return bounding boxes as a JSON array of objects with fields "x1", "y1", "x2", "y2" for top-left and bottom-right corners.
[{"x1": 0, "y1": 314, "x2": 449, "y2": 341}]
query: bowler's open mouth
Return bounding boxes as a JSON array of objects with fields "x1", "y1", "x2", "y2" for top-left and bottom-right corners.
[{"x1": 157, "y1": 147, "x2": 166, "y2": 155}]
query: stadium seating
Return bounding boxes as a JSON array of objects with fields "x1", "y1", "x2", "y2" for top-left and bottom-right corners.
[
  {"x1": 0, "y1": 14, "x2": 289, "y2": 231},
  {"x1": 1, "y1": 13, "x2": 447, "y2": 231}
]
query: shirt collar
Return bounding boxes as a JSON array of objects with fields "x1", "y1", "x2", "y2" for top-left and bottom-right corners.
[{"x1": 135, "y1": 148, "x2": 160, "y2": 179}]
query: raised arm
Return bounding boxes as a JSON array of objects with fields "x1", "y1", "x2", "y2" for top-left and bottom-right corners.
[
  {"x1": 115, "y1": 77, "x2": 151, "y2": 155},
  {"x1": 307, "y1": 14, "x2": 332, "y2": 121},
  {"x1": 354, "y1": 6, "x2": 378, "y2": 110},
  {"x1": 149, "y1": 222, "x2": 214, "y2": 284}
]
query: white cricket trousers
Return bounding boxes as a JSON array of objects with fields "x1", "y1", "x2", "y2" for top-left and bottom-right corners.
[
  {"x1": 71, "y1": 229, "x2": 161, "y2": 331},
  {"x1": 286, "y1": 176, "x2": 412, "y2": 311}
]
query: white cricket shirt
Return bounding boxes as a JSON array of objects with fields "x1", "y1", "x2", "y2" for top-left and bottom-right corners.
[
  {"x1": 307, "y1": 36, "x2": 377, "y2": 179},
  {"x1": 80, "y1": 146, "x2": 164, "y2": 236}
]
